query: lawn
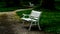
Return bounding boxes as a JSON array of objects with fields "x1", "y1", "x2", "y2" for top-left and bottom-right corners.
[
  {"x1": 16, "y1": 9, "x2": 60, "y2": 33},
  {"x1": 0, "y1": 7, "x2": 21, "y2": 12}
]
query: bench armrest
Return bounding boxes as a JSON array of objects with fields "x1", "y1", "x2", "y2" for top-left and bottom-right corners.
[{"x1": 22, "y1": 14, "x2": 30, "y2": 18}]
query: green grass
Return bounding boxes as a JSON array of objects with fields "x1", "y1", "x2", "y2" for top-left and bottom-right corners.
[
  {"x1": 16, "y1": 9, "x2": 60, "y2": 33},
  {"x1": 41, "y1": 10, "x2": 60, "y2": 33},
  {"x1": 16, "y1": 10, "x2": 32, "y2": 17},
  {"x1": 0, "y1": 7, "x2": 21, "y2": 12}
]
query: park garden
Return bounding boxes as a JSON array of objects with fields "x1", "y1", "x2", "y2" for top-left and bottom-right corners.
[{"x1": 0, "y1": 0, "x2": 60, "y2": 34}]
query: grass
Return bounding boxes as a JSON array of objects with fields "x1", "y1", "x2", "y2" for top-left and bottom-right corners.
[
  {"x1": 41, "y1": 10, "x2": 60, "y2": 33},
  {"x1": 16, "y1": 9, "x2": 60, "y2": 33},
  {"x1": 16, "y1": 10, "x2": 32, "y2": 17},
  {"x1": 0, "y1": 7, "x2": 20, "y2": 12},
  {"x1": 0, "y1": 1, "x2": 60, "y2": 33}
]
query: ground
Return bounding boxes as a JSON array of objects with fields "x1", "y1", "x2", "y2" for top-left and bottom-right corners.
[
  {"x1": 11, "y1": 23, "x2": 53, "y2": 34},
  {"x1": 0, "y1": 9, "x2": 55, "y2": 34}
]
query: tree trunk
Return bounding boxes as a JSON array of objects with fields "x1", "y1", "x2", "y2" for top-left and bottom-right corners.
[{"x1": 40, "y1": 0, "x2": 55, "y2": 10}]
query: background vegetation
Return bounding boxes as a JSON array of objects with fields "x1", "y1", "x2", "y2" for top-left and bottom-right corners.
[
  {"x1": 0, "y1": 0, "x2": 60, "y2": 33},
  {"x1": 0, "y1": 0, "x2": 59, "y2": 12}
]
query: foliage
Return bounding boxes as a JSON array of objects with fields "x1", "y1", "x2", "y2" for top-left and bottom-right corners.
[
  {"x1": 0, "y1": 2, "x2": 29, "y2": 12},
  {"x1": 0, "y1": 2, "x2": 22, "y2": 12}
]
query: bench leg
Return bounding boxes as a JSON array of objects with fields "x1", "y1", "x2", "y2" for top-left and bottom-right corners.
[
  {"x1": 29, "y1": 22, "x2": 33, "y2": 31},
  {"x1": 38, "y1": 22, "x2": 41, "y2": 30}
]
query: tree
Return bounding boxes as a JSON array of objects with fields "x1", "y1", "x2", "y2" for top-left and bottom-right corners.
[
  {"x1": 34, "y1": 0, "x2": 56, "y2": 10},
  {"x1": 40, "y1": 0, "x2": 55, "y2": 10}
]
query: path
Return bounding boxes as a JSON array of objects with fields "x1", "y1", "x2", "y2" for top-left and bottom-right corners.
[{"x1": 12, "y1": 23, "x2": 46, "y2": 34}]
